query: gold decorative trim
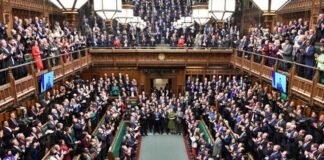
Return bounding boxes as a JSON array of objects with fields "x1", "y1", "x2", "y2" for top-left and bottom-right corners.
[
  {"x1": 62, "y1": 10, "x2": 79, "y2": 14},
  {"x1": 158, "y1": 53, "x2": 166, "y2": 61},
  {"x1": 192, "y1": 4, "x2": 208, "y2": 10},
  {"x1": 263, "y1": 12, "x2": 277, "y2": 16},
  {"x1": 122, "y1": 3, "x2": 135, "y2": 9}
]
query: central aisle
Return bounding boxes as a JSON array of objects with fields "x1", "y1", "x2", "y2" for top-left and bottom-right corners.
[{"x1": 139, "y1": 135, "x2": 189, "y2": 160}]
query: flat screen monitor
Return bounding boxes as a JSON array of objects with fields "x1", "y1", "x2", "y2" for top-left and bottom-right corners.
[
  {"x1": 272, "y1": 71, "x2": 287, "y2": 94},
  {"x1": 40, "y1": 71, "x2": 54, "y2": 93}
]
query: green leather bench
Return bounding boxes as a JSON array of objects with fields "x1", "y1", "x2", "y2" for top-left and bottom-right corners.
[
  {"x1": 198, "y1": 120, "x2": 214, "y2": 143},
  {"x1": 108, "y1": 121, "x2": 127, "y2": 160}
]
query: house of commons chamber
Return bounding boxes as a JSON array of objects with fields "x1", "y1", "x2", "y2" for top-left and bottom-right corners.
[{"x1": 0, "y1": 0, "x2": 324, "y2": 159}]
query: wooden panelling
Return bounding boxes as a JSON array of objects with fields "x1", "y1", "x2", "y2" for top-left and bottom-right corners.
[
  {"x1": 10, "y1": 0, "x2": 61, "y2": 13},
  {"x1": 261, "y1": 66, "x2": 273, "y2": 81},
  {"x1": 15, "y1": 75, "x2": 35, "y2": 99},
  {"x1": 277, "y1": 0, "x2": 312, "y2": 14},
  {"x1": 90, "y1": 49, "x2": 233, "y2": 67},
  {"x1": 185, "y1": 68, "x2": 236, "y2": 76},
  {"x1": 73, "y1": 59, "x2": 81, "y2": 71},
  {"x1": 251, "y1": 62, "x2": 261, "y2": 75},
  {"x1": 291, "y1": 76, "x2": 313, "y2": 98},
  {"x1": 0, "y1": 84, "x2": 14, "y2": 108},
  {"x1": 64, "y1": 61, "x2": 74, "y2": 75},
  {"x1": 53, "y1": 66, "x2": 63, "y2": 80},
  {"x1": 313, "y1": 83, "x2": 324, "y2": 106},
  {"x1": 242, "y1": 58, "x2": 250, "y2": 71}
]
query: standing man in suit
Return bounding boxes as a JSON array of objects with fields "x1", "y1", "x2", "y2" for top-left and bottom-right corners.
[
  {"x1": 269, "y1": 145, "x2": 282, "y2": 160},
  {"x1": 8, "y1": 112, "x2": 20, "y2": 133},
  {"x1": 2, "y1": 121, "x2": 14, "y2": 147},
  {"x1": 0, "y1": 22, "x2": 7, "y2": 40},
  {"x1": 295, "y1": 35, "x2": 306, "y2": 77},
  {"x1": 304, "y1": 40, "x2": 315, "y2": 80},
  {"x1": 7, "y1": 38, "x2": 18, "y2": 79},
  {"x1": 0, "y1": 40, "x2": 8, "y2": 85},
  {"x1": 0, "y1": 39, "x2": 9, "y2": 84},
  {"x1": 279, "y1": 39, "x2": 293, "y2": 71},
  {"x1": 308, "y1": 29, "x2": 316, "y2": 46},
  {"x1": 6, "y1": 38, "x2": 17, "y2": 68},
  {"x1": 64, "y1": 127, "x2": 80, "y2": 150},
  {"x1": 316, "y1": 14, "x2": 324, "y2": 40},
  {"x1": 212, "y1": 132, "x2": 223, "y2": 159}
]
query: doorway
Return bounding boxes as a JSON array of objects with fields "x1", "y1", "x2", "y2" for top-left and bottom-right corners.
[{"x1": 152, "y1": 78, "x2": 171, "y2": 91}]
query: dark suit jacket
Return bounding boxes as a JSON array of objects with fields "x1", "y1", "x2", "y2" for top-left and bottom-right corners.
[
  {"x1": 309, "y1": 35, "x2": 316, "y2": 46},
  {"x1": 8, "y1": 118, "x2": 19, "y2": 129},
  {"x1": 304, "y1": 45, "x2": 315, "y2": 66},
  {"x1": 296, "y1": 43, "x2": 306, "y2": 64},
  {"x1": 302, "y1": 142, "x2": 312, "y2": 152},
  {"x1": 238, "y1": 131, "x2": 248, "y2": 143},
  {"x1": 5, "y1": 46, "x2": 15, "y2": 67},
  {"x1": 3, "y1": 127, "x2": 14, "y2": 146},
  {"x1": 0, "y1": 47, "x2": 10, "y2": 68},
  {"x1": 64, "y1": 133, "x2": 75, "y2": 148},
  {"x1": 269, "y1": 151, "x2": 282, "y2": 160}
]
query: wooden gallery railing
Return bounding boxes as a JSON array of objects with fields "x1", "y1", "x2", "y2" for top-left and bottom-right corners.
[
  {"x1": 231, "y1": 50, "x2": 324, "y2": 107},
  {"x1": 0, "y1": 49, "x2": 91, "y2": 110}
]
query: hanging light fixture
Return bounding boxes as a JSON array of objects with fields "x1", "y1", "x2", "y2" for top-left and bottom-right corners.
[
  {"x1": 115, "y1": 3, "x2": 135, "y2": 25},
  {"x1": 252, "y1": 0, "x2": 289, "y2": 29},
  {"x1": 181, "y1": 16, "x2": 194, "y2": 28},
  {"x1": 135, "y1": 19, "x2": 146, "y2": 30},
  {"x1": 138, "y1": 21, "x2": 147, "y2": 30},
  {"x1": 192, "y1": 3, "x2": 210, "y2": 26},
  {"x1": 129, "y1": 16, "x2": 141, "y2": 28},
  {"x1": 49, "y1": 0, "x2": 88, "y2": 27},
  {"x1": 252, "y1": 0, "x2": 289, "y2": 13},
  {"x1": 173, "y1": 19, "x2": 183, "y2": 29},
  {"x1": 94, "y1": 0, "x2": 122, "y2": 27},
  {"x1": 93, "y1": 0, "x2": 122, "y2": 29},
  {"x1": 50, "y1": 0, "x2": 88, "y2": 13},
  {"x1": 136, "y1": 19, "x2": 143, "y2": 28},
  {"x1": 209, "y1": 0, "x2": 236, "y2": 21}
]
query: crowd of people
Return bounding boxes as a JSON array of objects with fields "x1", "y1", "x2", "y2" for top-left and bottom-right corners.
[
  {"x1": 1, "y1": 5, "x2": 324, "y2": 85},
  {"x1": 0, "y1": 2, "x2": 323, "y2": 160},
  {"x1": 0, "y1": 16, "x2": 87, "y2": 85},
  {"x1": 0, "y1": 13, "x2": 236, "y2": 86},
  {"x1": 0, "y1": 71, "x2": 322, "y2": 160},
  {"x1": 238, "y1": 14, "x2": 324, "y2": 81},
  {"x1": 184, "y1": 75, "x2": 251, "y2": 159},
  {"x1": 181, "y1": 75, "x2": 324, "y2": 160},
  {"x1": 85, "y1": 0, "x2": 237, "y2": 48},
  {"x1": 192, "y1": 75, "x2": 323, "y2": 160},
  {"x1": 0, "y1": 73, "x2": 139, "y2": 160},
  {"x1": 119, "y1": 110, "x2": 141, "y2": 159}
]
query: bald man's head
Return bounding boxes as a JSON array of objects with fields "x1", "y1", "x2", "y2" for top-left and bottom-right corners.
[{"x1": 0, "y1": 39, "x2": 7, "y2": 47}]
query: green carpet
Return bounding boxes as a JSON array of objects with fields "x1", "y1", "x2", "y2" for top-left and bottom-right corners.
[{"x1": 139, "y1": 135, "x2": 189, "y2": 160}]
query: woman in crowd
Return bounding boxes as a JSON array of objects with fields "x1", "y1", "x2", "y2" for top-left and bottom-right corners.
[
  {"x1": 315, "y1": 44, "x2": 324, "y2": 83},
  {"x1": 167, "y1": 108, "x2": 176, "y2": 134},
  {"x1": 31, "y1": 40, "x2": 43, "y2": 72}
]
